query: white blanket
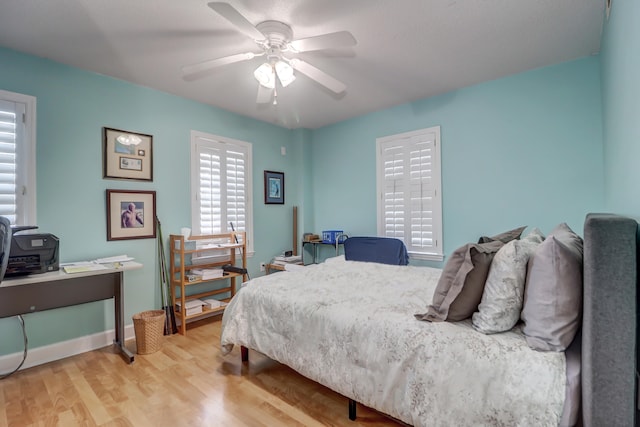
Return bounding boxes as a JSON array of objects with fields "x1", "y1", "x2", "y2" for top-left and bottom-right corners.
[{"x1": 221, "y1": 258, "x2": 565, "y2": 426}]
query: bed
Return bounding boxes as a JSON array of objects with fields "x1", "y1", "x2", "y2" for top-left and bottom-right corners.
[{"x1": 220, "y1": 213, "x2": 638, "y2": 426}]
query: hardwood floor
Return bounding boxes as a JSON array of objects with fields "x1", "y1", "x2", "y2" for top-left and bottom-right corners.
[{"x1": 0, "y1": 317, "x2": 401, "y2": 426}]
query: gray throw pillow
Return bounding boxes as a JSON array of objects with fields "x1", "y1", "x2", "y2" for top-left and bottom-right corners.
[
  {"x1": 472, "y1": 228, "x2": 544, "y2": 334},
  {"x1": 416, "y1": 239, "x2": 504, "y2": 322},
  {"x1": 521, "y1": 223, "x2": 583, "y2": 351},
  {"x1": 478, "y1": 225, "x2": 527, "y2": 244}
]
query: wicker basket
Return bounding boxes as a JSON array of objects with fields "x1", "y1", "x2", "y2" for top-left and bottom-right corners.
[{"x1": 132, "y1": 310, "x2": 165, "y2": 355}]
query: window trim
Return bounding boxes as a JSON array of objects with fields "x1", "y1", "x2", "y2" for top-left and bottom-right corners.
[
  {"x1": 376, "y1": 126, "x2": 443, "y2": 262},
  {"x1": 0, "y1": 89, "x2": 37, "y2": 226},
  {"x1": 190, "y1": 130, "x2": 254, "y2": 255}
]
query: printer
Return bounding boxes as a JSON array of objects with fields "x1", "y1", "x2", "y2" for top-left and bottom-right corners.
[{"x1": 5, "y1": 226, "x2": 59, "y2": 276}]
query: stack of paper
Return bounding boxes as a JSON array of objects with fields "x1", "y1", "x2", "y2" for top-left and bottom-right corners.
[
  {"x1": 203, "y1": 299, "x2": 228, "y2": 310},
  {"x1": 191, "y1": 268, "x2": 224, "y2": 280},
  {"x1": 191, "y1": 254, "x2": 222, "y2": 265},
  {"x1": 62, "y1": 254, "x2": 136, "y2": 274},
  {"x1": 94, "y1": 255, "x2": 135, "y2": 264},
  {"x1": 62, "y1": 262, "x2": 108, "y2": 274},
  {"x1": 272, "y1": 255, "x2": 303, "y2": 266},
  {"x1": 176, "y1": 299, "x2": 204, "y2": 316}
]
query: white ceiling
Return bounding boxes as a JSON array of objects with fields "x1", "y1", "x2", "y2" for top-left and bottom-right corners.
[{"x1": 0, "y1": 0, "x2": 604, "y2": 129}]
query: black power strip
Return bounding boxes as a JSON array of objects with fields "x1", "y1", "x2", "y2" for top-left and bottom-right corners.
[{"x1": 222, "y1": 264, "x2": 247, "y2": 275}]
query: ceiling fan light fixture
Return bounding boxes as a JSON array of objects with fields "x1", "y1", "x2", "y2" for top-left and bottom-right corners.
[
  {"x1": 254, "y1": 62, "x2": 275, "y2": 89},
  {"x1": 275, "y1": 60, "x2": 295, "y2": 87},
  {"x1": 184, "y1": 3, "x2": 355, "y2": 103}
]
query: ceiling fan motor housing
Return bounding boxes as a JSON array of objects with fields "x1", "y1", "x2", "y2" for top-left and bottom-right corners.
[{"x1": 256, "y1": 21, "x2": 293, "y2": 49}]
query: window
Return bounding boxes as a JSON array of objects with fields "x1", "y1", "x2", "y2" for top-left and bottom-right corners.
[
  {"x1": 376, "y1": 126, "x2": 443, "y2": 261},
  {"x1": 190, "y1": 130, "x2": 253, "y2": 253},
  {"x1": 0, "y1": 90, "x2": 36, "y2": 226}
]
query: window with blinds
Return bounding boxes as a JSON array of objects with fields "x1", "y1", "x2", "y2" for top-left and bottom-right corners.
[
  {"x1": 376, "y1": 126, "x2": 443, "y2": 261},
  {"x1": 0, "y1": 90, "x2": 36, "y2": 226},
  {"x1": 190, "y1": 131, "x2": 253, "y2": 252}
]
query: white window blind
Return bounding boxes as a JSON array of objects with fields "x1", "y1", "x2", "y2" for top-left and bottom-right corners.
[
  {"x1": 0, "y1": 100, "x2": 19, "y2": 223},
  {"x1": 376, "y1": 126, "x2": 443, "y2": 261},
  {"x1": 0, "y1": 90, "x2": 36, "y2": 226},
  {"x1": 190, "y1": 131, "x2": 253, "y2": 252}
]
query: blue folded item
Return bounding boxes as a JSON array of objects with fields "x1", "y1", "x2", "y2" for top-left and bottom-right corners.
[{"x1": 344, "y1": 237, "x2": 409, "y2": 265}]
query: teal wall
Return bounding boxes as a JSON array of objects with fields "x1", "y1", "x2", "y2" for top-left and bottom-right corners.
[
  {"x1": 600, "y1": 0, "x2": 640, "y2": 217},
  {"x1": 0, "y1": 47, "x2": 302, "y2": 354},
  {"x1": 309, "y1": 57, "x2": 604, "y2": 264},
  {"x1": 0, "y1": 38, "x2": 612, "y2": 357}
]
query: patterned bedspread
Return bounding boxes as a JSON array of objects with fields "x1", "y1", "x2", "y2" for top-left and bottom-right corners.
[{"x1": 221, "y1": 257, "x2": 566, "y2": 426}]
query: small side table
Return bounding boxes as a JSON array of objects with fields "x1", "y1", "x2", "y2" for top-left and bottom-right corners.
[
  {"x1": 302, "y1": 239, "x2": 346, "y2": 264},
  {"x1": 265, "y1": 263, "x2": 285, "y2": 274},
  {"x1": 265, "y1": 262, "x2": 303, "y2": 274}
]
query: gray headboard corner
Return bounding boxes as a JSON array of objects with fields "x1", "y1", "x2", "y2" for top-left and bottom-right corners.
[{"x1": 582, "y1": 213, "x2": 639, "y2": 427}]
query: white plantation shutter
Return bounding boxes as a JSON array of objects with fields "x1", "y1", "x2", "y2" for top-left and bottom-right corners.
[
  {"x1": 0, "y1": 100, "x2": 19, "y2": 223},
  {"x1": 197, "y1": 144, "x2": 223, "y2": 234},
  {"x1": 225, "y1": 148, "x2": 247, "y2": 233},
  {"x1": 191, "y1": 131, "x2": 253, "y2": 251},
  {"x1": 377, "y1": 126, "x2": 442, "y2": 261},
  {"x1": 0, "y1": 91, "x2": 36, "y2": 226}
]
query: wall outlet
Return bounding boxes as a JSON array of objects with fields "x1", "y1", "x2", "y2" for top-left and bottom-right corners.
[{"x1": 260, "y1": 262, "x2": 266, "y2": 272}]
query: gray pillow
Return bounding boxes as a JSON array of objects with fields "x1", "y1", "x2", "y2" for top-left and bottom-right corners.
[
  {"x1": 416, "y1": 239, "x2": 504, "y2": 322},
  {"x1": 478, "y1": 225, "x2": 527, "y2": 244},
  {"x1": 521, "y1": 223, "x2": 583, "y2": 351},
  {"x1": 472, "y1": 228, "x2": 544, "y2": 334}
]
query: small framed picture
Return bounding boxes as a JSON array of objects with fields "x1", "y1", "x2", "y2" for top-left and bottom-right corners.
[
  {"x1": 120, "y1": 157, "x2": 142, "y2": 171},
  {"x1": 106, "y1": 189, "x2": 156, "y2": 241},
  {"x1": 103, "y1": 127, "x2": 153, "y2": 181},
  {"x1": 264, "y1": 170, "x2": 284, "y2": 204}
]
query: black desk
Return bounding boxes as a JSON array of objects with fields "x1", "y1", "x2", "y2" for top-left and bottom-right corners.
[{"x1": 0, "y1": 262, "x2": 142, "y2": 363}]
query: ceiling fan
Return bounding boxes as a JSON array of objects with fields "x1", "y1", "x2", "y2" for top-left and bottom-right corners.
[{"x1": 182, "y1": 2, "x2": 357, "y2": 104}]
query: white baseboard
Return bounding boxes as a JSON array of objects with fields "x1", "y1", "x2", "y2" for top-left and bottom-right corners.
[
  {"x1": 0, "y1": 311, "x2": 222, "y2": 373},
  {"x1": 0, "y1": 324, "x2": 136, "y2": 373}
]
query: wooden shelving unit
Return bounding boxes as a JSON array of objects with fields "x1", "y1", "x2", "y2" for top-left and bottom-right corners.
[{"x1": 169, "y1": 232, "x2": 246, "y2": 335}]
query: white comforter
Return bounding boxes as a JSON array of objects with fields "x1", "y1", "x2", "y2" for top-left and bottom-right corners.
[{"x1": 221, "y1": 257, "x2": 565, "y2": 426}]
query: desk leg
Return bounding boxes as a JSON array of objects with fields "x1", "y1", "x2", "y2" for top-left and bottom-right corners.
[{"x1": 114, "y1": 272, "x2": 135, "y2": 363}]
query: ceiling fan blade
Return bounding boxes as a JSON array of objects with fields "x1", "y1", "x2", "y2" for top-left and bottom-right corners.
[
  {"x1": 182, "y1": 52, "x2": 256, "y2": 81},
  {"x1": 208, "y1": 2, "x2": 265, "y2": 40},
  {"x1": 289, "y1": 59, "x2": 346, "y2": 94},
  {"x1": 289, "y1": 31, "x2": 356, "y2": 53},
  {"x1": 256, "y1": 84, "x2": 274, "y2": 104}
]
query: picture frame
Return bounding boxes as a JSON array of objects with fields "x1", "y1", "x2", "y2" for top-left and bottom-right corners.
[
  {"x1": 106, "y1": 189, "x2": 156, "y2": 241},
  {"x1": 264, "y1": 170, "x2": 285, "y2": 204},
  {"x1": 103, "y1": 127, "x2": 153, "y2": 181}
]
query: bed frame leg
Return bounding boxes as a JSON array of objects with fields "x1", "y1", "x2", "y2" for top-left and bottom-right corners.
[
  {"x1": 241, "y1": 346, "x2": 248, "y2": 362},
  {"x1": 348, "y1": 399, "x2": 357, "y2": 420}
]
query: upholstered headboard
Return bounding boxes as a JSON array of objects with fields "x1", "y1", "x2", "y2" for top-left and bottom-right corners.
[{"x1": 582, "y1": 213, "x2": 638, "y2": 426}]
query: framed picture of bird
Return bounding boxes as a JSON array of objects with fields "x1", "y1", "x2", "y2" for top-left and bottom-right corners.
[{"x1": 264, "y1": 170, "x2": 284, "y2": 204}]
